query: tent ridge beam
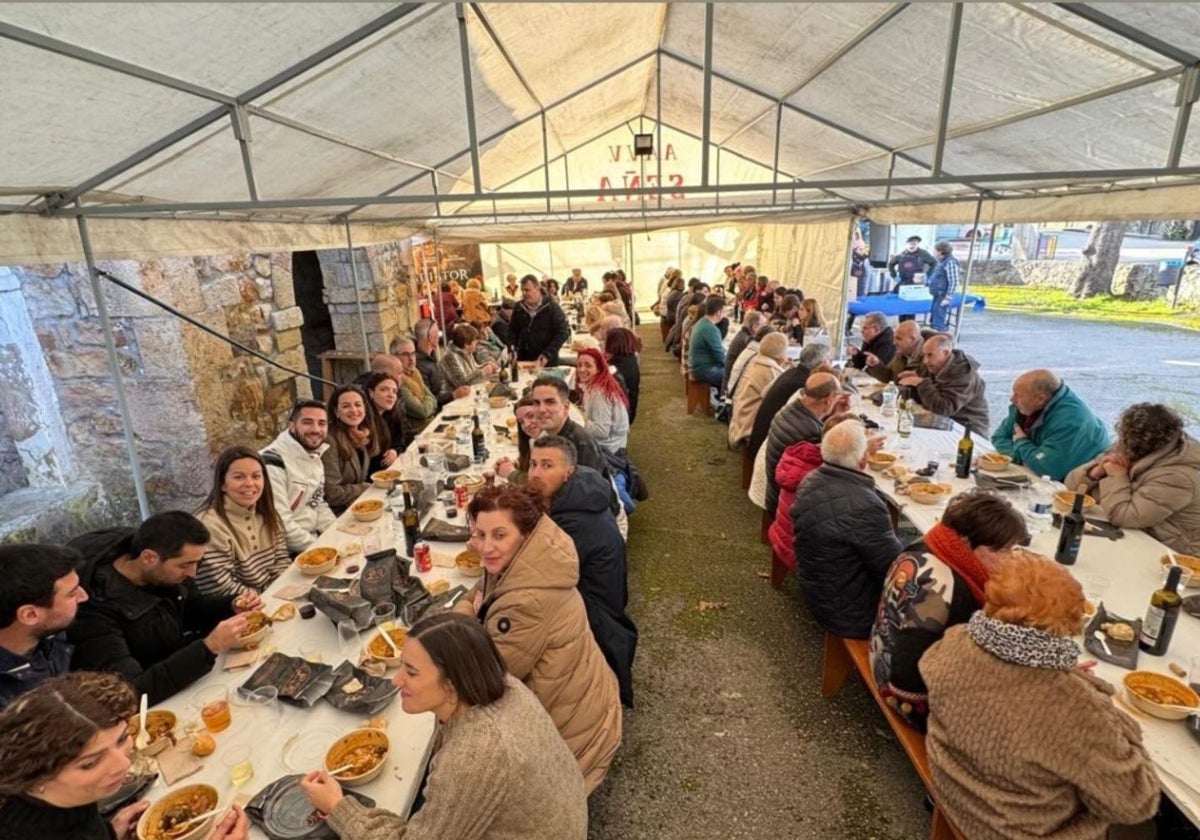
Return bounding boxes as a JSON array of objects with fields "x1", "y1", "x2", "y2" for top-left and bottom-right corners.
[
  {"x1": 455, "y1": 3, "x2": 482, "y2": 194},
  {"x1": 45, "y1": 2, "x2": 424, "y2": 211},
  {"x1": 55, "y1": 165, "x2": 1200, "y2": 216},
  {"x1": 932, "y1": 3, "x2": 964, "y2": 176},
  {"x1": 0, "y1": 21, "x2": 236, "y2": 105},
  {"x1": 1007, "y1": 3, "x2": 1161, "y2": 73},
  {"x1": 719, "y1": 2, "x2": 910, "y2": 147},
  {"x1": 1055, "y1": 3, "x2": 1200, "y2": 67}
]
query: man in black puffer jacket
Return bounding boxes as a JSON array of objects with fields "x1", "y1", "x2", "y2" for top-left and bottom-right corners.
[
  {"x1": 510, "y1": 275, "x2": 570, "y2": 367},
  {"x1": 791, "y1": 422, "x2": 902, "y2": 639},
  {"x1": 764, "y1": 372, "x2": 849, "y2": 521},
  {"x1": 528, "y1": 436, "x2": 637, "y2": 708}
]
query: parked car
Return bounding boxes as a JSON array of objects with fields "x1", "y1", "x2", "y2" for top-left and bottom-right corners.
[{"x1": 1186, "y1": 239, "x2": 1200, "y2": 265}]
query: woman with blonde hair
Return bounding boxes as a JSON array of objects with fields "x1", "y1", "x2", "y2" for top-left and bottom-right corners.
[
  {"x1": 921, "y1": 553, "x2": 1159, "y2": 840},
  {"x1": 800, "y1": 297, "x2": 828, "y2": 333},
  {"x1": 461, "y1": 277, "x2": 492, "y2": 328}
]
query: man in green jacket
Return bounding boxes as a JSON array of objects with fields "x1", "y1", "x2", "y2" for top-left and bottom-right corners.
[{"x1": 991, "y1": 369, "x2": 1110, "y2": 481}]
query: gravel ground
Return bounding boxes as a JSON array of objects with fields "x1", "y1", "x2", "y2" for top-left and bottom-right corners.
[{"x1": 587, "y1": 332, "x2": 929, "y2": 840}]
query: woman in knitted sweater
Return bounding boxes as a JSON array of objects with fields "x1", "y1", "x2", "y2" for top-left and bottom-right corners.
[
  {"x1": 301, "y1": 613, "x2": 586, "y2": 840},
  {"x1": 868, "y1": 490, "x2": 1028, "y2": 730},
  {"x1": 195, "y1": 446, "x2": 290, "y2": 598},
  {"x1": 574, "y1": 348, "x2": 630, "y2": 453},
  {"x1": 921, "y1": 553, "x2": 1160, "y2": 840},
  {"x1": 439, "y1": 324, "x2": 498, "y2": 390},
  {"x1": 0, "y1": 672, "x2": 248, "y2": 840}
]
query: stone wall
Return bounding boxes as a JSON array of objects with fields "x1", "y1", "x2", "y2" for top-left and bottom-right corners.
[
  {"x1": 969, "y1": 259, "x2": 1198, "y2": 307},
  {"x1": 317, "y1": 241, "x2": 415, "y2": 354}
]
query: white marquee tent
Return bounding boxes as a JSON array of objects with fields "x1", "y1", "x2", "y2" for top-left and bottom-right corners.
[{"x1": 3, "y1": 2, "x2": 1199, "y2": 517}]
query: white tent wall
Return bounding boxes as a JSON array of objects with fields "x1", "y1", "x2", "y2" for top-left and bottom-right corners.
[{"x1": 482, "y1": 215, "x2": 852, "y2": 332}]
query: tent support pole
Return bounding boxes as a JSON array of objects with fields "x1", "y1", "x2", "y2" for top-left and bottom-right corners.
[
  {"x1": 771, "y1": 103, "x2": 783, "y2": 204},
  {"x1": 656, "y1": 50, "x2": 663, "y2": 210},
  {"x1": 75, "y1": 212, "x2": 150, "y2": 520},
  {"x1": 1168, "y1": 65, "x2": 1200, "y2": 168},
  {"x1": 455, "y1": 3, "x2": 482, "y2": 194},
  {"x1": 231, "y1": 105, "x2": 259, "y2": 201},
  {"x1": 431, "y1": 171, "x2": 442, "y2": 217},
  {"x1": 494, "y1": 244, "x2": 503, "y2": 298},
  {"x1": 345, "y1": 220, "x2": 371, "y2": 369},
  {"x1": 953, "y1": 194, "x2": 984, "y2": 342},
  {"x1": 700, "y1": 3, "x2": 714, "y2": 187},
  {"x1": 932, "y1": 3, "x2": 963, "y2": 176},
  {"x1": 541, "y1": 112, "x2": 552, "y2": 213},
  {"x1": 836, "y1": 219, "x2": 856, "y2": 362},
  {"x1": 433, "y1": 232, "x2": 448, "y2": 350}
]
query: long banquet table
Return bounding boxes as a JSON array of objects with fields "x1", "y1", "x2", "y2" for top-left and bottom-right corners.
[
  {"x1": 845, "y1": 368, "x2": 1200, "y2": 826},
  {"x1": 138, "y1": 372, "x2": 554, "y2": 835}
]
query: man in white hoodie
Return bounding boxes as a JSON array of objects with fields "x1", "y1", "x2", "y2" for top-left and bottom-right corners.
[{"x1": 261, "y1": 399, "x2": 336, "y2": 553}]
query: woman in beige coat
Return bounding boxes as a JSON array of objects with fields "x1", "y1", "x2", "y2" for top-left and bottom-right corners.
[
  {"x1": 459, "y1": 485, "x2": 621, "y2": 793},
  {"x1": 1065, "y1": 402, "x2": 1200, "y2": 554},
  {"x1": 728, "y1": 332, "x2": 788, "y2": 449}
]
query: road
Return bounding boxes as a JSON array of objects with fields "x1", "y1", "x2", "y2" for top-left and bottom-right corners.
[
  {"x1": 957, "y1": 308, "x2": 1200, "y2": 437},
  {"x1": 1046, "y1": 230, "x2": 1193, "y2": 263}
]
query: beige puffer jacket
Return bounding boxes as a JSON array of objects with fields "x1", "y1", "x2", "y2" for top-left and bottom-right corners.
[
  {"x1": 464, "y1": 515, "x2": 622, "y2": 793},
  {"x1": 728, "y1": 353, "x2": 784, "y2": 449},
  {"x1": 1065, "y1": 435, "x2": 1200, "y2": 554}
]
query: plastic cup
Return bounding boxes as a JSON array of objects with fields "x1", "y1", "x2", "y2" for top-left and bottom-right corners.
[
  {"x1": 222, "y1": 741, "x2": 254, "y2": 788},
  {"x1": 193, "y1": 684, "x2": 231, "y2": 733}
]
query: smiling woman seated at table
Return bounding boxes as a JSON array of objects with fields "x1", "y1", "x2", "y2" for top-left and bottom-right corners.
[
  {"x1": 321, "y1": 385, "x2": 376, "y2": 516},
  {"x1": 301, "y1": 613, "x2": 586, "y2": 840},
  {"x1": 457, "y1": 485, "x2": 621, "y2": 793},
  {"x1": 1065, "y1": 402, "x2": 1200, "y2": 555},
  {"x1": 869, "y1": 491, "x2": 1028, "y2": 730},
  {"x1": 921, "y1": 554, "x2": 1160, "y2": 840},
  {"x1": 0, "y1": 671, "x2": 249, "y2": 840},
  {"x1": 194, "y1": 445, "x2": 290, "y2": 598}
]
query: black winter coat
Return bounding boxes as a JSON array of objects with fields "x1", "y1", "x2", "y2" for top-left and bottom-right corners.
[
  {"x1": 510, "y1": 298, "x2": 570, "y2": 367},
  {"x1": 764, "y1": 398, "x2": 825, "y2": 519},
  {"x1": 68, "y1": 529, "x2": 234, "y2": 704},
  {"x1": 790, "y1": 463, "x2": 902, "y2": 638},
  {"x1": 610, "y1": 352, "x2": 640, "y2": 425},
  {"x1": 549, "y1": 466, "x2": 638, "y2": 707},
  {"x1": 850, "y1": 326, "x2": 897, "y2": 371},
  {"x1": 556, "y1": 418, "x2": 611, "y2": 480}
]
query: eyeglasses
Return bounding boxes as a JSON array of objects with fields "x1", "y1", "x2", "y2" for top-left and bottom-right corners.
[{"x1": 397, "y1": 352, "x2": 416, "y2": 358}]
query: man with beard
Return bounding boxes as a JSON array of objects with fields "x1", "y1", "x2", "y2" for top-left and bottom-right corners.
[
  {"x1": 261, "y1": 399, "x2": 337, "y2": 553},
  {"x1": 68, "y1": 512, "x2": 256, "y2": 704},
  {"x1": 527, "y1": 436, "x2": 637, "y2": 707},
  {"x1": 0, "y1": 545, "x2": 89, "y2": 706},
  {"x1": 528, "y1": 376, "x2": 610, "y2": 479}
]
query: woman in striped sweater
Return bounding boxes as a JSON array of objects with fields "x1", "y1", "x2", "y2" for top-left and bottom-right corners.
[{"x1": 195, "y1": 445, "x2": 291, "y2": 598}]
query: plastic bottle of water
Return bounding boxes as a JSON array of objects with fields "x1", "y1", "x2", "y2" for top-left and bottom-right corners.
[
  {"x1": 1026, "y1": 475, "x2": 1055, "y2": 533},
  {"x1": 881, "y1": 382, "x2": 899, "y2": 417}
]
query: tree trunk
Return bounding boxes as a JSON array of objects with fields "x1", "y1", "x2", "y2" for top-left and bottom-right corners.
[{"x1": 1072, "y1": 221, "x2": 1126, "y2": 298}]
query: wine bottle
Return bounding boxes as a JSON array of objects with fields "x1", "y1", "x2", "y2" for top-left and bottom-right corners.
[
  {"x1": 1053, "y1": 488, "x2": 1086, "y2": 566},
  {"x1": 954, "y1": 424, "x2": 974, "y2": 478},
  {"x1": 897, "y1": 397, "x2": 913, "y2": 439},
  {"x1": 1139, "y1": 565, "x2": 1183, "y2": 655},
  {"x1": 401, "y1": 490, "x2": 420, "y2": 557},
  {"x1": 471, "y1": 413, "x2": 486, "y2": 464}
]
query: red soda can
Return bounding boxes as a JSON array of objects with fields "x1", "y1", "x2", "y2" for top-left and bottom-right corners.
[
  {"x1": 454, "y1": 483, "x2": 469, "y2": 509},
  {"x1": 414, "y1": 541, "x2": 432, "y2": 573}
]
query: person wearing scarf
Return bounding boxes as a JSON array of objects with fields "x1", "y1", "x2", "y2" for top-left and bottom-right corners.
[
  {"x1": 868, "y1": 490, "x2": 1028, "y2": 730},
  {"x1": 920, "y1": 554, "x2": 1159, "y2": 840}
]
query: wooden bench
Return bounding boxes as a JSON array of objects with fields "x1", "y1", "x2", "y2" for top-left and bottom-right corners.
[
  {"x1": 686, "y1": 376, "x2": 713, "y2": 416},
  {"x1": 769, "y1": 547, "x2": 789, "y2": 588},
  {"x1": 821, "y1": 634, "x2": 965, "y2": 840},
  {"x1": 741, "y1": 446, "x2": 753, "y2": 489}
]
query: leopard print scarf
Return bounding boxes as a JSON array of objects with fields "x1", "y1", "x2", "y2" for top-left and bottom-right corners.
[{"x1": 967, "y1": 611, "x2": 1079, "y2": 671}]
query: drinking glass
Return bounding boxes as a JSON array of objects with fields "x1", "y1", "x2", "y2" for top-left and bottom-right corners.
[
  {"x1": 1189, "y1": 655, "x2": 1200, "y2": 694},
  {"x1": 1076, "y1": 574, "x2": 1110, "y2": 619},
  {"x1": 425, "y1": 448, "x2": 446, "y2": 476},
  {"x1": 233, "y1": 685, "x2": 281, "y2": 729},
  {"x1": 222, "y1": 742, "x2": 254, "y2": 788},
  {"x1": 299, "y1": 642, "x2": 324, "y2": 664},
  {"x1": 372, "y1": 603, "x2": 396, "y2": 630},
  {"x1": 337, "y1": 620, "x2": 361, "y2": 665},
  {"x1": 193, "y1": 684, "x2": 231, "y2": 733}
]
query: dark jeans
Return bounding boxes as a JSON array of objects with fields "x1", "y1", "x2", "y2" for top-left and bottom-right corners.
[
  {"x1": 692, "y1": 364, "x2": 724, "y2": 389},
  {"x1": 929, "y1": 287, "x2": 950, "y2": 330}
]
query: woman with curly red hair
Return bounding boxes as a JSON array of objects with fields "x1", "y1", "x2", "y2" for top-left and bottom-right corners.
[
  {"x1": 455, "y1": 485, "x2": 621, "y2": 793},
  {"x1": 921, "y1": 553, "x2": 1160, "y2": 839},
  {"x1": 574, "y1": 348, "x2": 629, "y2": 453}
]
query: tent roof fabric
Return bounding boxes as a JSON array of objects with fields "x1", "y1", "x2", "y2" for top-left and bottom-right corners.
[{"x1": 3, "y1": 2, "x2": 1200, "y2": 247}]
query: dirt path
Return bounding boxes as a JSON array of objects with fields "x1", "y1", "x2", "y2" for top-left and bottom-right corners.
[{"x1": 586, "y1": 330, "x2": 929, "y2": 839}]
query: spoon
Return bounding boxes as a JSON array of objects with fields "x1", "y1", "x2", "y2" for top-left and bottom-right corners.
[
  {"x1": 1092, "y1": 630, "x2": 1113, "y2": 657},
  {"x1": 326, "y1": 763, "x2": 356, "y2": 777}
]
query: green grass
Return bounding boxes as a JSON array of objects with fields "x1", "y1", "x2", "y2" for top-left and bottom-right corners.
[{"x1": 973, "y1": 284, "x2": 1200, "y2": 331}]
